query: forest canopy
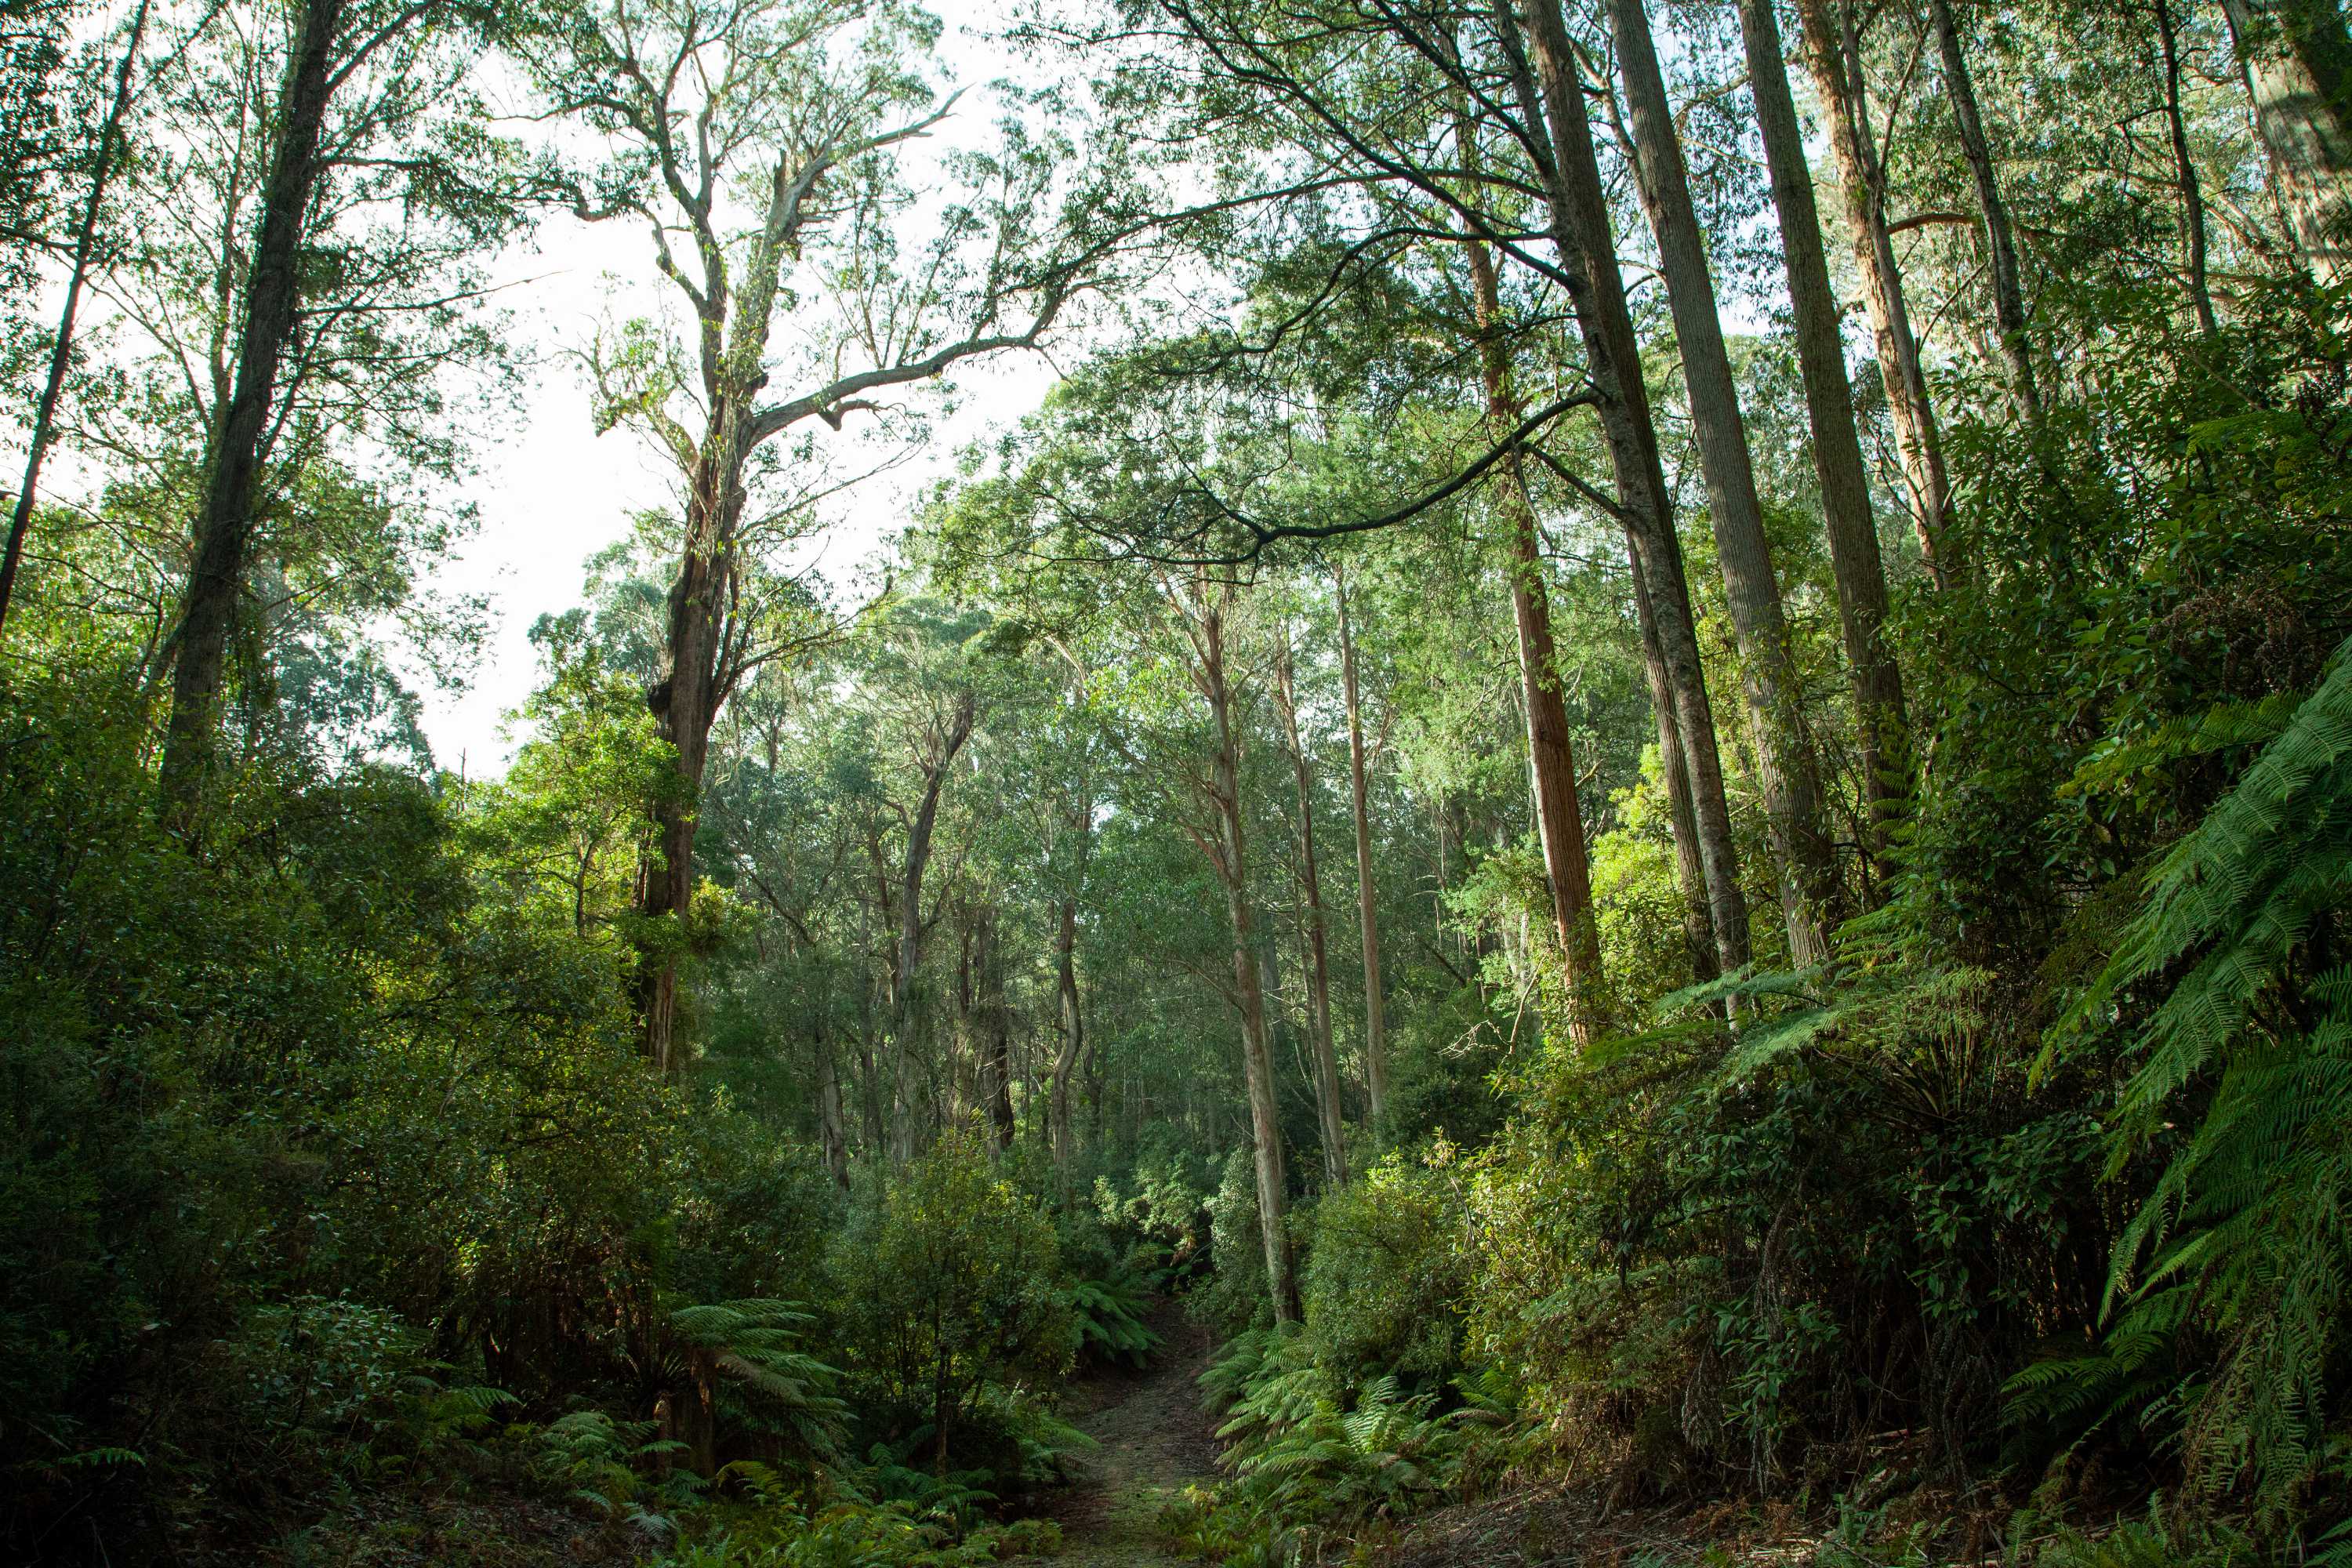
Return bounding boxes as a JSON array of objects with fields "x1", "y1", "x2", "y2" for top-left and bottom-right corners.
[{"x1": 2, "y1": 0, "x2": 2350, "y2": 1565}]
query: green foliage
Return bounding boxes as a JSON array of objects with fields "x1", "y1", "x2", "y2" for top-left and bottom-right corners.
[
  {"x1": 2015, "y1": 640, "x2": 2352, "y2": 1526},
  {"x1": 825, "y1": 1127, "x2": 1078, "y2": 1464},
  {"x1": 1298, "y1": 1152, "x2": 1469, "y2": 1386}
]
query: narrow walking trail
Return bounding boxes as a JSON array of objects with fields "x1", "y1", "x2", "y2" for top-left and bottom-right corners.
[{"x1": 1007, "y1": 1301, "x2": 1220, "y2": 1567}]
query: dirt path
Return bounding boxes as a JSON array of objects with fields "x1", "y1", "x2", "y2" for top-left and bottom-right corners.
[{"x1": 1006, "y1": 1301, "x2": 1220, "y2": 1567}]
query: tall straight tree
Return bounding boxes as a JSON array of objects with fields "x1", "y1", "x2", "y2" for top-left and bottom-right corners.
[
  {"x1": 1926, "y1": 0, "x2": 2040, "y2": 421},
  {"x1": 525, "y1": 0, "x2": 1104, "y2": 1063},
  {"x1": 1461, "y1": 232, "x2": 1609, "y2": 1033},
  {"x1": 1273, "y1": 621, "x2": 1349, "y2": 1185},
  {"x1": 1171, "y1": 575, "x2": 1299, "y2": 1321},
  {"x1": 1330, "y1": 564, "x2": 1388, "y2": 1122},
  {"x1": 1732, "y1": 0, "x2": 1911, "y2": 873},
  {"x1": 1508, "y1": 0, "x2": 1752, "y2": 972},
  {"x1": 2221, "y1": 0, "x2": 2352, "y2": 282},
  {"x1": 1602, "y1": 0, "x2": 1840, "y2": 962},
  {"x1": 1792, "y1": 0, "x2": 1955, "y2": 583},
  {"x1": 159, "y1": 0, "x2": 348, "y2": 808},
  {"x1": 1, "y1": 0, "x2": 152, "y2": 637}
]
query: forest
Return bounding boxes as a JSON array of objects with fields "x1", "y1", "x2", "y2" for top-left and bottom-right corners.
[{"x1": 2, "y1": 0, "x2": 2350, "y2": 1563}]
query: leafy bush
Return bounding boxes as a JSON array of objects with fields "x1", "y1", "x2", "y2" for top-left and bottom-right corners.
[
  {"x1": 1298, "y1": 1152, "x2": 1469, "y2": 1387},
  {"x1": 825, "y1": 1127, "x2": 1077, "y2": 1470}
]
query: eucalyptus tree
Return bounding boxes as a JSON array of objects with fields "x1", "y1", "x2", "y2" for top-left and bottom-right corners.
[
  {"x1": 1595, "y1": 0, "x2": 1840, "y2": 961},
  {"x1": 158, "y1": 0, "x2": 523, "y2": 808},
  {"x1": 1728, "y1": 0, "x2": 1908, "y2": 871},
  {"x1": 521, "y1": 0, "x2": 1136, "y2": 1065},
  {"x1": 2, "y1": 0, "x2": 151, "y2": 636},
  {"x1": 2224, "y1": 0, "x2": 2352, "y2": 282}
]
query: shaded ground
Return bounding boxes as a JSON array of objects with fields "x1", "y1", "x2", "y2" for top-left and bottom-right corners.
[{"x1": 1006, "y1": 1299, "x2": 1220, "y2": 1567}]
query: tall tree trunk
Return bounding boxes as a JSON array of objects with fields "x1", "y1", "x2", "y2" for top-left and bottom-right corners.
[
  {"x1": 1733, "y1": 0, "x2": 1913, "y2": 880},
  {"x1": 1604, "y1": 0, "x2": 1841, "y2": 963},
  {"x1": 1, "y1": 0, "x2": 152, "y2": 637},
  {"x1": 1792, "y1": 0, "x2": 1956, "y2": 583},
  {"x1": 2157, "y1": 0, "x2": 2220, "y2": 334},
  {"x1": 158, "y1": 0, "x2": 347, "y2": 810},
  {"x1": 974, "y1": 904, "x2": 1016, "y2": 1152},
  {"x1": 1048, "y1": 779, "x2": 1091, "y2": 1171},
  {"x1": 818, "y1": 1033, "x2": 850, "y2": 1188},
  {"x1": 1926, "y1": 0, "x2": 2040, "y2": 420},
  {"x1": 1511, "y1": 0, "x2": 1752, "y2": 973},
  {"x1": 889, "y1": 697, "x2": 977, "y2": 1162},
  {"x1": 1628, "y1": 538, "x2": 1721, "y2": 983},
  {"x1": 1461, "y1": 237, "x2": 1610, "y2": 1033},
  {"x1": 1332, "y1": 567, "x2": 1388, "y2": 1125},
  {"x1": 1274, "y1": 628, "x2": 1350, "y2": 1185},
  {"x1": 1198, "y1": 591, "x2": 1300, "y2": 1323},
  {"x1": 2221, "y1": 0, "x2": 2352, "y2": 282}
]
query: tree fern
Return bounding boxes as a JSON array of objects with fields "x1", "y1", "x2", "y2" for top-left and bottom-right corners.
[{"x1": 2021, "y1": 637, "x2": 2352, "y2": 1526}]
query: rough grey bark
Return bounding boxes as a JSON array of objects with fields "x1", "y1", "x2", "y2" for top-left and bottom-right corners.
[
  {"x1": 1926, "y1": 0, "x2": 2041, "y2": 421},
  {"x1": 1604, "y1": 0, "x2": 1840, "y2": 963},
  {"x1": 159, "y1": 0, "x2": 347, "y2": 809},
  {"x1": 2221, "y1": 0, "x2": 2352, "y2": 282},
  {"x1": 1333, "y1": 566, "x2": 1388, "y2": 1124},
  {"x1": 1793, "y1": 0, "x2": 1955, "y2": 584},
  {"x1": 1274, "y1": 629, "x2": 1350, "y2": 1185},
  {"x1": 1510, "y1": 0, "x2": 1751, "y2": 972},
  {"x1": 1733, "y1": 0, "x2": 1912, "y2": 878}
]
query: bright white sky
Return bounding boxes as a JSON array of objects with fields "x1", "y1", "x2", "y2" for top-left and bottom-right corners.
[{"x1": 409, "y1": 2, "x2": 1058, "y2": 774}]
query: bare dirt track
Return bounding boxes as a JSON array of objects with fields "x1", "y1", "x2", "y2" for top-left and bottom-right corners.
[{"x1": 1004, "y1": 1301, "x2": 1220, "y2": 1568}]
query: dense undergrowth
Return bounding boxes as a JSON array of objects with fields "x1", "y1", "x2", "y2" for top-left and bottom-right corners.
[{"x1": 1135, "y1": 279, "x2": 2352, "y2": 1567}]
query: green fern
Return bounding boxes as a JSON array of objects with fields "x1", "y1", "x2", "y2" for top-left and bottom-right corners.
[{"x1": 2019, "y1": 637, "x2": 2352, "y2": 1528}]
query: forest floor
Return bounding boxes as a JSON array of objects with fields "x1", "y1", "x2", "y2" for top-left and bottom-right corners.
[{"x1": 1004, "y1": 1298, "x2": 1220, "y2": 1568}]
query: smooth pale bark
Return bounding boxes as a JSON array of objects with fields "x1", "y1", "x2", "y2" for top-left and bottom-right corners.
[
  {"x1": 1792, "y1": 0, "x2": 1955, "y2": 584},
  {"x1": 1275, "y1": 628, "x2": 1350, "y2": 1185},
  {"x1": 1195, "y1": 589, "x2": 1299, "y2": 1322},
  {"x1": 1333, "y1": 568, "x2": 1388, "y2": 1124},
  {"x1": 1, "y1": 0, "x2": 151, "y2": 637},
  {"x1": 1733, "y1": 0, "x2": 1912, "y2": 877},
  {"x1": 159, "y1": 0, "x2": 347, "y2": 809},
  {"x1": 887, "y1": 695, "x2": 977, "y2": 1161},
  {"x1": 1511, "y1": 0, "x2": 1752, "y2": 972},
  {"x1": 1463, "y1": 237, "x2": 1610, "y2": 1034},
  {"x1": 2157, "y1": 0, "x2": 2220, "y2": 334},
  {"x1": 1604, "y1": 0, "x2": 1840, "y2": 963},
  {"x1": 2222, "y1": 0, "x2": 2352, "y2": 282},
  {"x1": 1926, "y1": 0, "x2": 2040, "y2": 421}
]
